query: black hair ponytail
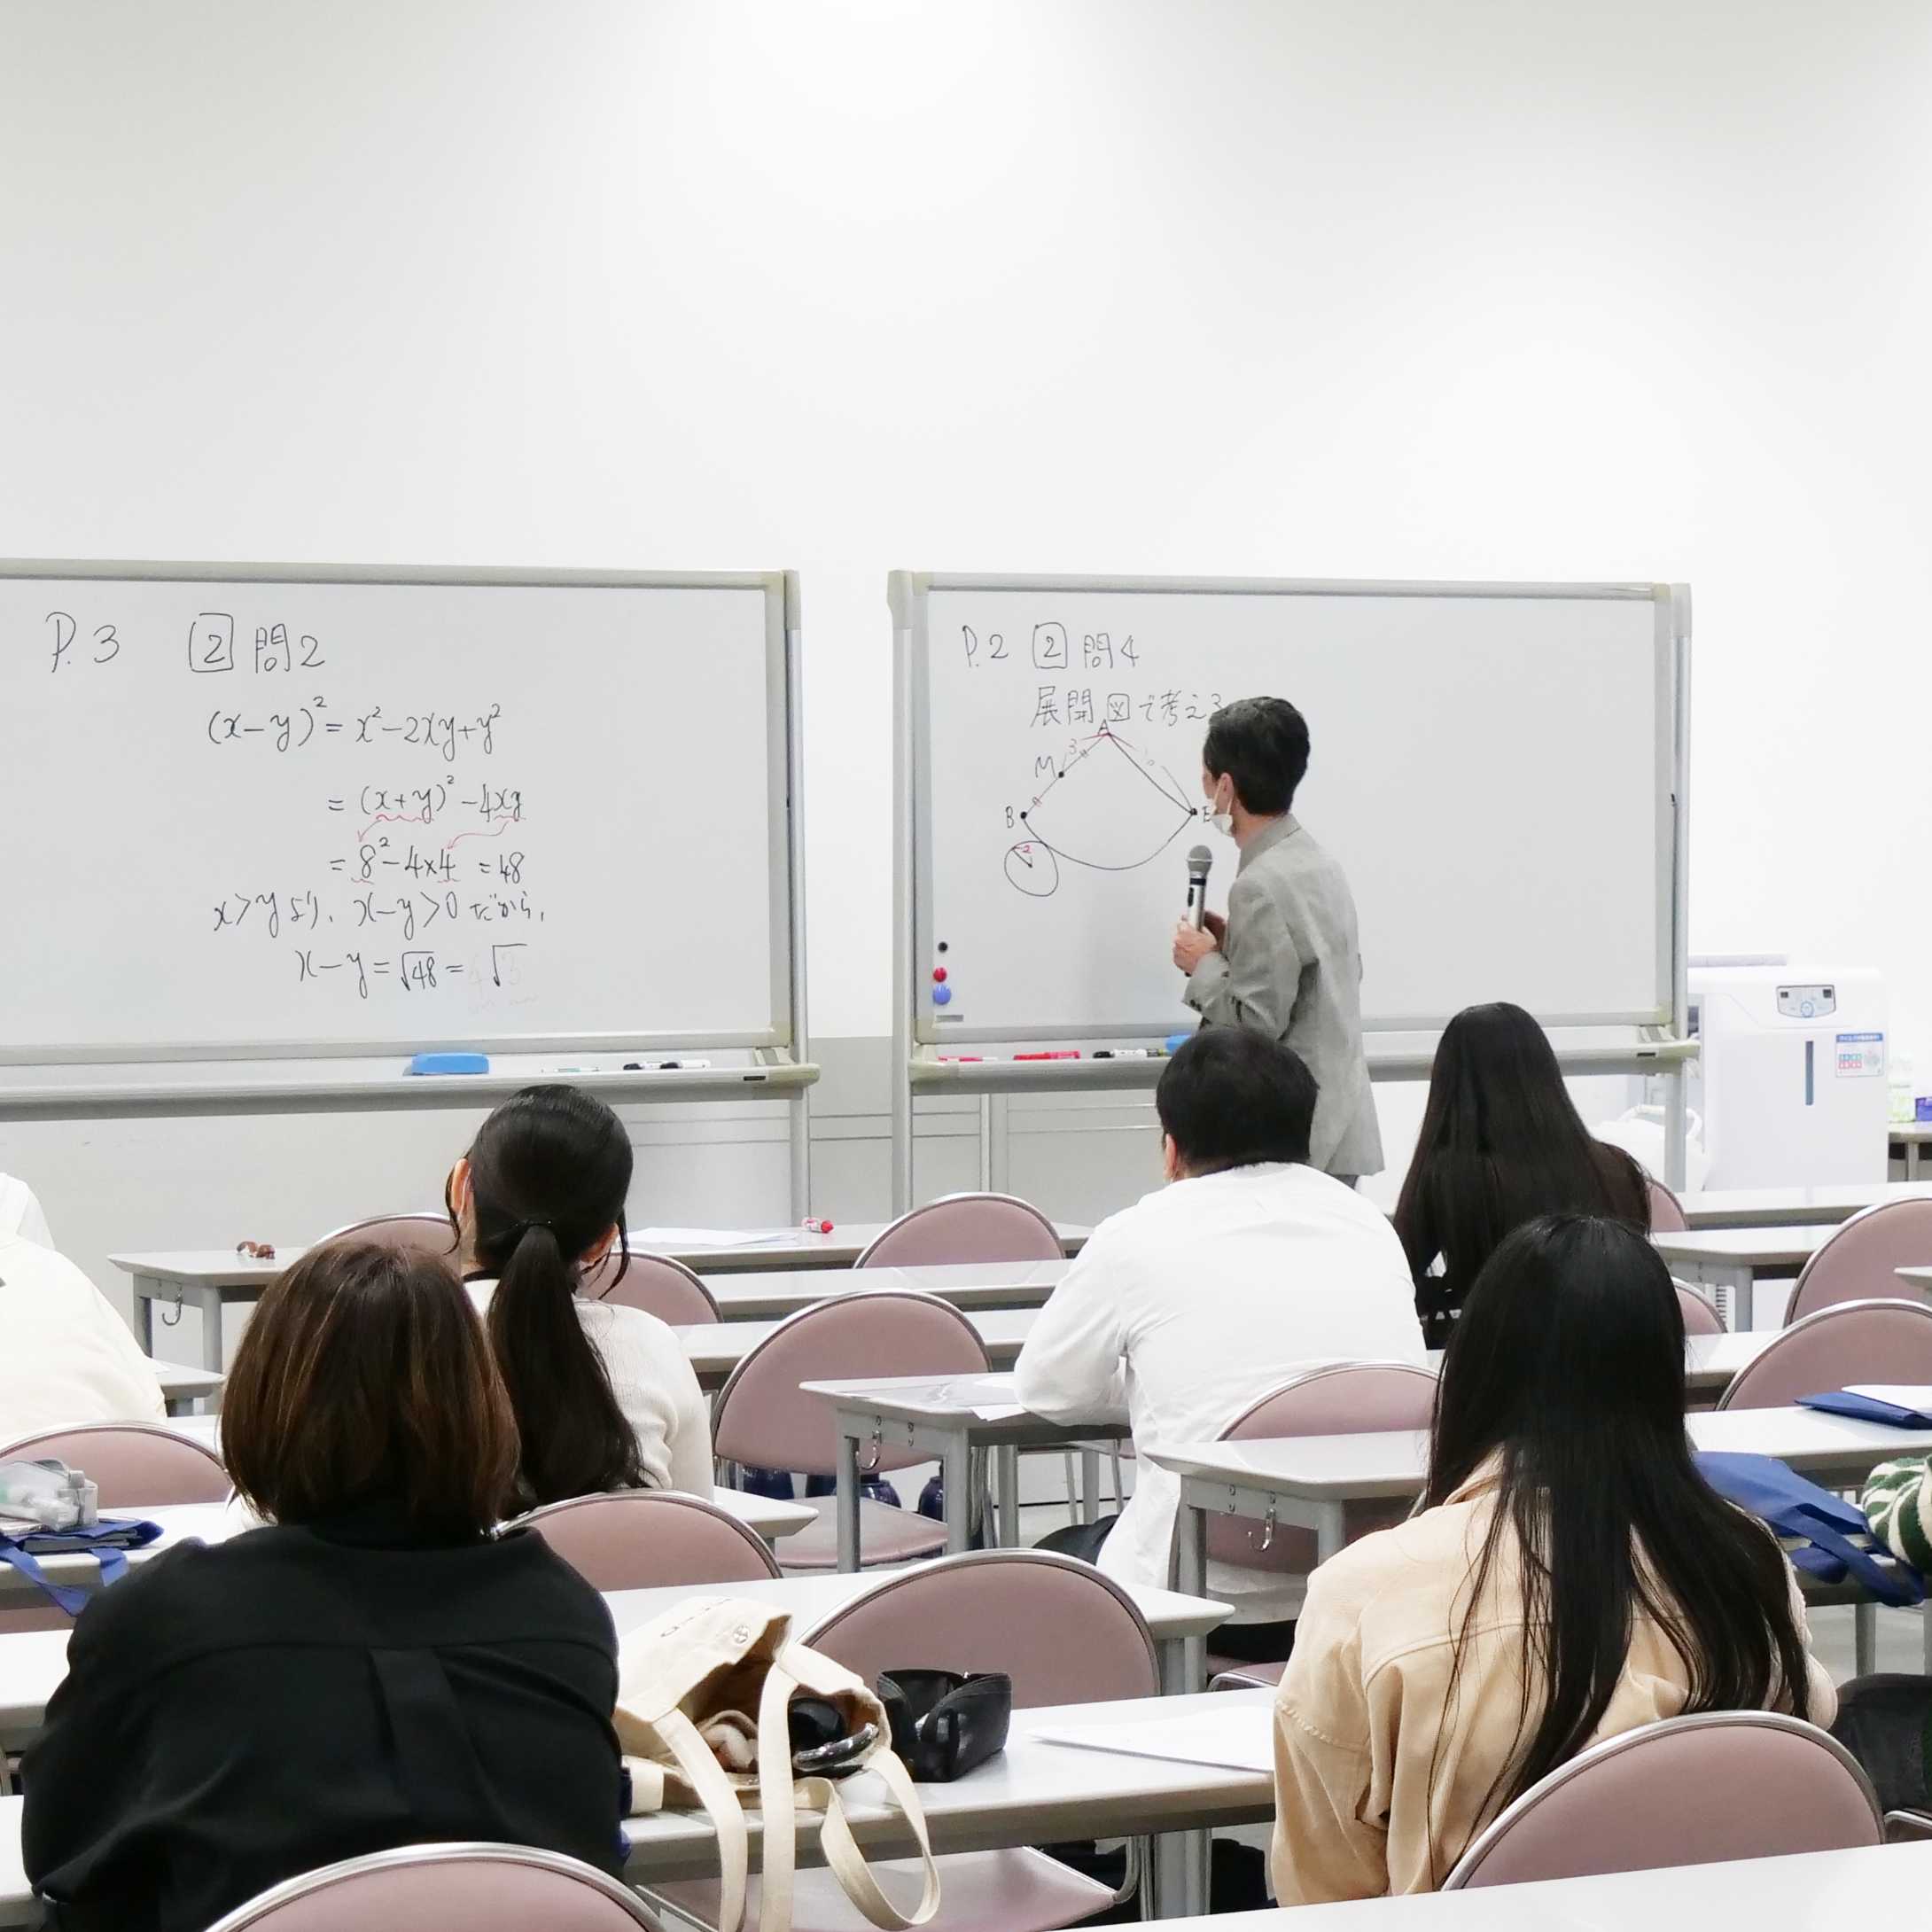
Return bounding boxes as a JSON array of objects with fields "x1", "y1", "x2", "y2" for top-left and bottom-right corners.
[{"x1": 464, "y1": 1085, "x2": 644, "y2": 1507}]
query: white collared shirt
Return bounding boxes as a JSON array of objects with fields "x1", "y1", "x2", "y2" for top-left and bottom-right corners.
[
  {"x1": 0, "y1": 1232, "x2": 165, "y2": 1443},
  {"x1": 1013, "y1": 1162, "x2": 1426, "y2": 1619}
]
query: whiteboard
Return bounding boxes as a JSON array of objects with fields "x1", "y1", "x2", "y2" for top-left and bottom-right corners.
[
  {"x1": 895, "y1": 575, "x2": 1681, "y2": 1043},
  {"x1": 0, "y1": 564, "x2": 798, "y2": 1059}
]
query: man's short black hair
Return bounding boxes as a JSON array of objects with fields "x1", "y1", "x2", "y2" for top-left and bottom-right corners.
[
  {"x1": 1157, "y1": 1029, "x2": 1318, "y2": 1173},
  {"x1": 1203, "y1": 697, "x2": 1310, "y2": 817}
]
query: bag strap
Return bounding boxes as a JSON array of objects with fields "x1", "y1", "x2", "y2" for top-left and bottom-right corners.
[
  {"x1": 813, "y1": 1748, "x2": 941, "y2": 1930},
  {"x1": 652, "y1": 1703, "x2": 754, "y2": 1932},
  {"x1": 1792, "y1": 1513, "x2": 1926, "y2": 1608},
  {"x1": 0, "y1": 1538, "x2": 92, "y2": 1616},
  {"x1": 753, "y1": 1661, "x2": 939, "y2": 1932}
]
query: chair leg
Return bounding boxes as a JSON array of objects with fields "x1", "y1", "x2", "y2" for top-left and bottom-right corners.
[
  {"x1": 1856, "y1": 1599, "x2": 1878, "y2": 1676},
  {"x1": 1922, "y1": 1600, "x2": 1932, "y2": 1677}
]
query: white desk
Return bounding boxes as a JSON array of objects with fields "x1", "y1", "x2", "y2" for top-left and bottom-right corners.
[
  {"x1": 0, "y1": 1565, "x2": 1229, "y2": 1753},
  {"x1": 1678, "y1": 1181, "x2": 1932, "y2": 1229},
  {"x1": 684, "y1": 1309, "x2": 1037, "y2": 1392},
  {"x1": 700, "y1": 1259, "x2": 1071, "y2": 1322},
  {"x1": 148, "y1": 1360, "x2": 222, "y2": 1417},
  {"x1": 1080, "y1": 1841, "x2": 1932, "y2": 1931},
  {"x1": 1653, "y1": 1224, "x2": 1843, "y2": 1327},
  {"x1": 0, "y1": 1689, "x2": 1273, "y2": 1924},
  {"x1": 0, "y1": 1486, "x2": 815, "y2": 1619},
  {"x1": 1898, "y1": 1267, "x2": 1932, "y2": 1293},
  {"x1": 810, "y1": 1336, "x2": 1774, "y2": 1572},
  {"x1": 1154, "y1": 1405, "x2": 1932, "y2": 1687},
  {"x1": 112, "y1": 1231, "x2": 1092, "y2": 1368}
]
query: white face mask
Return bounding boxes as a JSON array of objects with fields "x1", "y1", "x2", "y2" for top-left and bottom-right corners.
[{"x1": 1205, "y1": 782, "x2": 1235, "y2": 838}]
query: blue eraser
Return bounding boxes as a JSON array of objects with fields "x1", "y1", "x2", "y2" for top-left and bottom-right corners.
[{"x1": 408, "y1": 1052, "x2": 490, "y2": 1076}]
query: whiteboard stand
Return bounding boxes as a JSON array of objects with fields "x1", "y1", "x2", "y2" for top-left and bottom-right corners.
[
  {"x1": 889, "y1": 572, "x2": 1694, "y2": 1211},
  {"x1": 0, "y1": 562, "x2": 816, "y2": 1218}
]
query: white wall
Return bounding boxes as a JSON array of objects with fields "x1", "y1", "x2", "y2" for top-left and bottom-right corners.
[{"x1": 4, "y1": 3, "x2": 1930, "y2": 1081}]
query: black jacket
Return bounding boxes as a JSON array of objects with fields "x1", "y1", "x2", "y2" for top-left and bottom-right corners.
[{"x1": 22, "y1": 1503, "x2": 624, "y2": 1932}]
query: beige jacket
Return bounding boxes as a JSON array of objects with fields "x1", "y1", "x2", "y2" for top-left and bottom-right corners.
[{"x1": 1270, "y1": 1473, "x2": 1836, "y2": 1905}]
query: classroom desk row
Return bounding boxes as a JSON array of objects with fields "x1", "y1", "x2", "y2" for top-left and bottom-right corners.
[
  {"x1": 0, "y1": 1562, "x2": 1232, "y2": 1754},
  {"x1": 1156, "y1": 1406, "x2": 1932, "y2": 1689},
  {"x1": 112, "y1": 1232, "x2": 1093, "y2": 1369},
  {"x1": 805, "y1": 1332, "x2": 1780, "y2": 1569},
  {"x1": 0, "y1": 1688, "x2": 1265, "y2": 1924}
]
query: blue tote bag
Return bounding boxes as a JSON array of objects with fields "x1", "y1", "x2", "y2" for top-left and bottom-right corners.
[
  {"x1": 1694, "y1": 1451, "x2": 1926, "y2": 1608},
  {"x1": 0, "y1": 1519, "x2": 163, "y2": 1616}
]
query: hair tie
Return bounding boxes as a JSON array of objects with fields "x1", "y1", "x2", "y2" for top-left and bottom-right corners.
[{"x1": 505, "y1": 1218, "x2": 554, "y2": 1243}]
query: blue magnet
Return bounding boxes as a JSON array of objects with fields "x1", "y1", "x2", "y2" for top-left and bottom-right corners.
[{"x1": 932, "y1": 984, "x2": 953, "y2": 1006}]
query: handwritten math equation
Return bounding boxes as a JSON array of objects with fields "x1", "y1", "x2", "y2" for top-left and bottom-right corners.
[{"x1": 34, "y1": 597, "x2": 547, "y2": 1009}]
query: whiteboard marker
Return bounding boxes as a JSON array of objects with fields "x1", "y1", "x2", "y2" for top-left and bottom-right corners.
[
  {"x1": 1093, "y1": 1048, "x2": 1156, "y2": 1059},
  {"x1": 655, "y1": 1059, "x2": 713, "y2": 1071}
]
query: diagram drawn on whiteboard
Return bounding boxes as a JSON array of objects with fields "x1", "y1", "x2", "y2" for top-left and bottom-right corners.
[{"x1": 1004, "y1": 727, "x2": 1201, "y2": 898}]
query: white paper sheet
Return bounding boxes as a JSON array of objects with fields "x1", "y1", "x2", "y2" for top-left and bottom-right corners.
[
  {"x1": 631, "y1": 1227, "x2": 804, "y2": 1250},
  {"x1": 1034, "y1": 1705, "x2": 1275, "y2": 1775}
]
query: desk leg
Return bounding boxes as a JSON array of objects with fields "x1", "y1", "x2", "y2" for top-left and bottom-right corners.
[
  {"x1": 836, "y1": 1430, "x2": 861, "y2": 1573},
  {"x1": 192, "y1": 1286, "x2": 224, "y2": 1373},
  {"x1": 135, "y1": 1274, "x2": 160, "y2": 1355},
  {"x1": 1151, "y1": 1830, "x2": 1211, "y2": 1918},
  {"x1": 1176, "y1": 1496, "x2": 1210, "y2": 1695},
  {"x1": 943, "y1": 1429, "x2": 974, "y2": 1556},
  {"x1": 1855, "y1": 1600, "x2": 1877, "y2": 1676},
  {"x1": 1079, "y1": 1448, "x2": 1101, "y2": 1524},
  {"x1": 1315, "y1": 1500, "x2": 1346, "y2": 1566},
  {"x1": 996, "y1": 1445, "x2": 1020, "y2": 1549}
]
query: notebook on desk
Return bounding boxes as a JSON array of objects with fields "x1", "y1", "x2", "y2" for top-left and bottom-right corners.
[
  {"x1": 1798, "y1": 1387, "x2": 1932, "y2": 1428},
  {"x1": 1034, "y1": 1703, "x2": 1274, "y2": 1775}
]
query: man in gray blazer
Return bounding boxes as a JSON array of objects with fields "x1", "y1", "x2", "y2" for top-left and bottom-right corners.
[{"x1": 1172, "y1": 697, "x2": 1383, "y2": 1182}]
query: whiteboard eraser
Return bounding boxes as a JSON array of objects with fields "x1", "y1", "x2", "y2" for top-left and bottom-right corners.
[{"x1": 407, "y1": 1052, "x2": 490, "y2": 1076}]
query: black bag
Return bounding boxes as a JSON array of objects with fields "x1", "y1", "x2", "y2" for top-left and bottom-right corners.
[{"x1": 876, "y1": 1669, "x2": 1012, "y2": 1782}]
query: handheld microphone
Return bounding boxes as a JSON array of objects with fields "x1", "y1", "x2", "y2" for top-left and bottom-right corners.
[{"x1": 1185, "y1": 845, "x2": 1213, "y2": 931}]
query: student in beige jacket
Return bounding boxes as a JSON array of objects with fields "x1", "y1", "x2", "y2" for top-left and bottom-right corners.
[{"x1": 1272, "y1": 1215, "x2": 1835, "y2": 1904}]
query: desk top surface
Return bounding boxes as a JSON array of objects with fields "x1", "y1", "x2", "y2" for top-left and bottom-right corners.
[{"x1": 1678, "y1": 1181, "x2": 1932, "y2": 1227}]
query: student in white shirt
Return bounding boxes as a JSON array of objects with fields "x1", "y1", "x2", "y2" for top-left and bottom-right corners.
[
  {"x1": 446, "y1": 1084, "x2": 713, "y2": 1507},
  {"x1": 0, "y1": 1173, "x2": 54, "y2": 1249},
  {"x1": 0, "y1": 1230, "x2": 165, "y2": 1442},
  {"x1": 1013, "y1": 1029, "x2": 1425, "y2": 1658}
]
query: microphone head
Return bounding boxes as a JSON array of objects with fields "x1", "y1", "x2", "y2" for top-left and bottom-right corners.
[{"x1": 1186, "y1": 845, "x2": 1213, "y2": 881}]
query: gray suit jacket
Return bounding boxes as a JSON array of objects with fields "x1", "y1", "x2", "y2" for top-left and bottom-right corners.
[{"x1": 1183, "y1": 815, "x2": 1383, "y2": 1179}]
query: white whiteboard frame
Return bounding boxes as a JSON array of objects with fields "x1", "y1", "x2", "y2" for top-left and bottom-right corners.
[
  {"x1": 0, "y1": 558, "x2": 807, "y2": 1067},
  {"x1": 888, "y1": 571, "x2": 1693, "y2": 1208}
]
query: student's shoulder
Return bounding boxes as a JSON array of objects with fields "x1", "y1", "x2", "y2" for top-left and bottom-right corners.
[
  {"x1": 576, "y1": 1295, "x2": 687, "y2": 1362},
  {"x1": 494, "y1": 1526, "x2": 619, "y2": 1640},
  {"x1": 0, "y1": 1234, "x2": 102, "y2": 1303}
]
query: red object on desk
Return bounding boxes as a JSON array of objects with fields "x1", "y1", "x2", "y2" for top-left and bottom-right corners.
[{"x1": 1014, "y1": 1051, "x2": 1080, "y2": 1061}]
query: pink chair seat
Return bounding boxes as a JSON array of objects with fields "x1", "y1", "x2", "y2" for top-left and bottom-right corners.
[
  {"x1": 1208, "y1": 1659, "x2": 1285, "y2": 1690},
  {"x1": 1716, "y1": 1298, "x2": 1932, "y2": 1410},
  {"x1": 1785, "y1": 1199, "x2": 1932, "y2": 1325},
  {"x1": 1444, "y1": 1712, "x2": 1880, "y2": 1889},
  {"x1": 856, "y1": 1194, "x2": 1063, "y2": 1269},
  {"x1": 1675, "y1": 1283, "x2": 1725, "y2": 1337},
  {"x1": 0, "y1": 1423, "x2": 229, "y2": 1507},
  {"x1": 1648, "y1": 1180, "x2": 1689, "y2": 1233},
  {"x1": 509, "y1": 1490, "x2": 781, "y2": 1589},
  {"x1": 202, "y1": 1843, "x2": 659, "y2": 1930},
  {"x1": 316, "y1": 1212, "x2": 458, "y2": 1258},
  {"x1": 651, "y1": 1847, "x2": 1115, "y2": 1932},
  {"x1": 767, "y1": 1497, "x2": 951, "y2": 1572},
  {"x1": 582, "y1": 1250, "x2": 721, "y2": 1324}
]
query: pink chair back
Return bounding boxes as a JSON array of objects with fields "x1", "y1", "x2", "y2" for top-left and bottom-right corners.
[
  {"x1": 581, "y1": 1250, "x2": 721, "y2": 1325},
  {"x1": 1716, "y1": 1298, "x2": 1932, "y2": 1410},
  {"x1": 1443, "y1": 1712, "x2": 1880, "y2": 1889},
  {"x1": 1207, "y1": 1362, "x2": 1438, "y2": 1574},
  {"x1": 1648, "y1": 1180, "x2": 1689, "y2": 1234},
  {"x1": 712, "y1": 1291, "x2": 991, "y2": 1476},
  {"x1": 1676, "y1": 1282, "x2": 1725, "y2": 1337},
  {"x1": 855, "y1": 1193, "x2": 1063, "y2": 1268},
  {"x1": 202, "y1": 1842, "x2": 661, "y2": 1931},
  {"x1": 508, "y1": 1489, "x2": 777, "y2": 1589},
  {"x1": 0, "y1": 1423, "x2": 229, "y2": 1507},
  {"x1": 806, "y1": 1550, "x2": 1158, "y2": 1708},
  {"x1": 1786, "y1": 1199, "x2": 1932, "y2": 1325},
  {"x1": 317, "y1": 1212, "x2": 459, "y2": 1260}
]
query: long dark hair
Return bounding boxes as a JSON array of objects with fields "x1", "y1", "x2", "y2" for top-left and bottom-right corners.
[
  {"x1": 452, "y1": 1084, "x2": 643, "y2": 1507},
  {"x1": 1395, "y1": 1001, "x2": 1650, "y2": 1335},
  {"x1": 1425, "y1": 1215, "x2": 1816, "y2": 1870}
]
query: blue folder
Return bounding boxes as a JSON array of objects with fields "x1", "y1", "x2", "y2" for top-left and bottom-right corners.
[{"x1": 1797, "y1": 1390, "x2": 1932, "y2": 1428}]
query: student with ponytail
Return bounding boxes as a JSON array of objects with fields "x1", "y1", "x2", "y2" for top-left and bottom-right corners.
[{"x1": 448, "y1": 1084, "x2": 713, "y2": 1508}]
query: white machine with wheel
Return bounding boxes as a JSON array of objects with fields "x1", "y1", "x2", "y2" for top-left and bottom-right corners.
[{"x1": 1687, "y1": 961, "x2": 1889, "y2": 1187}]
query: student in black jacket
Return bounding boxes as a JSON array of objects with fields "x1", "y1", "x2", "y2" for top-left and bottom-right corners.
[{"x1": 24, "y1": 1240, "x2": 625, "y2": 1932}]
